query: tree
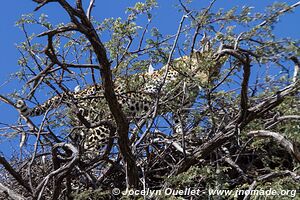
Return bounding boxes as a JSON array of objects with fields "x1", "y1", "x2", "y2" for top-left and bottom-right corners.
[{"x1": 0, "y1": 0, "x2": 299, "y2": 199}]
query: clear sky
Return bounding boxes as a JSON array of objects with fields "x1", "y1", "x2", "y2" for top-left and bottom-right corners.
[{"x1": 0, "y1": 0, "x2": 299, "y2": 155}]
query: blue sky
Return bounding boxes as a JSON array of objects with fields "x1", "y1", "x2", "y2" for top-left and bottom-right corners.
[{"x1": 0, "y1": 0, "x2": 299, "y2": 155}]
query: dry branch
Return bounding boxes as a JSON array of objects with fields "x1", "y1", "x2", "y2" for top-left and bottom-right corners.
[
  {"x1": 32, "y1": 0, "x2": 139, "y2": 188},
  {"x1": 35, "y1": 143, "x2": 79, "y2": 199},
  {"x1": 248, "y1": 130, "x2": 300, "y2": 162},
  {"x1": 172, "y1": 79, "x2": 299, "y2": 176},
  {"x1": 0, "y1": 183, "x2": 25, "y2": 200},
  {"x1": 0, "y1": 156, "x2": 32, "y2": 194}
]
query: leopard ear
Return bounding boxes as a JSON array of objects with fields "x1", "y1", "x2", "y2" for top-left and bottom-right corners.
[
  {"x1": 148, "y1": 63, "x2": 154, "y2": 75},
  {"x1": 74, "y1": 85, "x2": 81, "y2": 93}
]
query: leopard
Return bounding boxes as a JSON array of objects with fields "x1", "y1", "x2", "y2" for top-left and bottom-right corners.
[
  {"x1": 15, "y1": 84, "x2": 152, "y2": 155},
  {"x1": 16, "y1": 50, "x2": 225, "y2": 156}
]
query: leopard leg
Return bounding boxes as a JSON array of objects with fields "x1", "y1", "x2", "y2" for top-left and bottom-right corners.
[{"x1": 83, "y1": 124, "x2": 114, "y2": 157}]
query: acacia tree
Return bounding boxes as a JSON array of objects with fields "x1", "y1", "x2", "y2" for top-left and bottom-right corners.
[{"x1": 0, "y1": 0, "x2": 300, "y2": 199}]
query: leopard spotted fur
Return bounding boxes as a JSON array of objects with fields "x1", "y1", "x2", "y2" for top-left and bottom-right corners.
[{"x1": 16, "y1": 51, "x2": 224, "y2": 155}]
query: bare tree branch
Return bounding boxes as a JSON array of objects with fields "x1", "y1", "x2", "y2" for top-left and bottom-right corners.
[
  {"x1": 0, "y1": 183, "x2": 25, "y2": 200},
  {"x1": 291, "y1": 56, "x2": 299, "y2": 83},
  {"x1": 248, "y1": 130, "x2": 300, "y2": 162},
  {"x1": 172, "y1": 79, "x2": 299, "y2": 176},
  {"x1": 265, "y1": 115, "x2": 300, "y2": 129},
  {"x1": 87, "y1": 0, "x2": 95, "y2": 20},
  {"x1": 0, "y1": 156, "x2": 32, "y2": 194},
  {"x1": 35, "y1": 143, "x2": 78, "y2": 199},
  {"x1": 33, "y1": 0, "x2": 139, "y2": 188},
  {"x1": 258, "y1": 1, "x2": 300, "y2": 27}
]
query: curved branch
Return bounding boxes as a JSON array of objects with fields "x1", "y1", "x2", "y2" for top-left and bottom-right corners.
[
  {"x1": 248, "y1": 130, "x2": 300, "y2": 162},
  {"x1": 87, "y1": 0, "x2": 95, "y2": 20},
  {"x1": 35, "y1": 143, "x2": 79, "y2": 199}
]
